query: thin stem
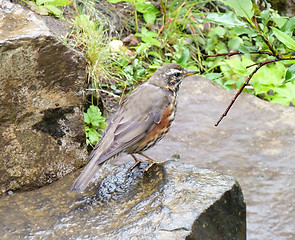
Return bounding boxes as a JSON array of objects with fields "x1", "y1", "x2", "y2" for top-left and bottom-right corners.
[
  {"x1": 134, "y1": 5, "x2": 138, "y2": 33},
  {"x1": 203, "y1": 51, "x2": 275, "y2": 59},
  {"x1": 260, "y1": 35, "x2": 280, "y2": 59},
  {"x1": 215, "y1": 62, "x2": 265, "y2": 126},
  {"x1": 215, "y1": 55, "x2": 295, "y2": 126},
  {"x1": 203, "y1": 51, "x2": 242, "y2": 58},
  {"x1": 160, "y1": 0, "x2": 167, "y2": 28}
]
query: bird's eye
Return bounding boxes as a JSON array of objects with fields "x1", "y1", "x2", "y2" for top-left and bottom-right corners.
[{"x1": 174, "y1": 72, "x2": 181, "y2": 78}]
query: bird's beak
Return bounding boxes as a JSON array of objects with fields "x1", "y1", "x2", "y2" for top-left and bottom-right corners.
[{"x1": 185, "y1": 69, "x2": 198, "y2": 76}]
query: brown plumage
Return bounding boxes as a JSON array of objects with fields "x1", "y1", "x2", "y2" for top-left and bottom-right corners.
[{"x1": 71, "y1": 63, "x2": 197, "y2": 192}]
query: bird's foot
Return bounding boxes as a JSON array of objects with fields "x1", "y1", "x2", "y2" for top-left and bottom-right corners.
[
  {"x1": 128, "y1": 154, "x2": 148, "y2": 171},
  {"x1": 129, "y1": 153, "x2": 164, "y2": 172}
]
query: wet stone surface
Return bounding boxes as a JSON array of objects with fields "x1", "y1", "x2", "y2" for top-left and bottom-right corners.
[
  {"x1": 0, "y1": 161, "x2": 245, "y2": 240},
  {"x1": 0, "y1": 1, "x2": 87, "y2": 195},
  {"x1": 143, "y1": 76, "x2": 295, "y2": 239}
]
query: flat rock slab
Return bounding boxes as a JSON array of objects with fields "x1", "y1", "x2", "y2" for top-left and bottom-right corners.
[
  {"x1": 144, "y1": 76, "x2": 295, "y2": 239},
  {"x1": 0, "y1": 161, "x2": 245, "y2": 240},
  {"x1": 0, "y1": 1, "x2": 87, "y2": 194}
]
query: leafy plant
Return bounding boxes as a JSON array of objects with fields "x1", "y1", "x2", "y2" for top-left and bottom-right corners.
[
  {"x1": 107, "y1": 0, "x2": 159, "y2": 32},
  {"x1": 84, "y1": 105, "x2": 107, "y2": 146},
  {"x1": 25, "y1": 0, "x2": 70, "y2": 18},
  {"x1": 134, "y1": 27, "x2": 161, "y2": 55},
  {"x1": 135, "y1": 1, "x2": 160, "y2": 25},
  {"x1": 67, "y1": 0, "x2": 295, "y2": 129},
  {"x1": 197, "y1": 0, "x2": 295, "y2": 124},
  {"x1": 120, "y1": 58, "x2": 147, "y2": 86}
]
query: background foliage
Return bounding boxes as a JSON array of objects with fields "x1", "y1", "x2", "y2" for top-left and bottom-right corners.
[{"x1": 21, "y1": 0, "x2": 295, "y2": 144}]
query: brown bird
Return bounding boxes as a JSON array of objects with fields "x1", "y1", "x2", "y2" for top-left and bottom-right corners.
[{"x1": 71, "y1": 63, "x2": 197, "y2": 192}]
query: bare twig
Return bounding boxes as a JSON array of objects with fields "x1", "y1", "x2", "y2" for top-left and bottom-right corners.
[
  {"x1": 212, "y1": 25, "x2": 295, "y2": 126},
  {"x1": 203, "y1": 51, "x2": 242, "y2": 58},
  {"x1": 246, "y1": 59, "x2": 276, "y2": 68},
  {"x1": 214, "y1": 53, "x2": 295, "y2": 126},
  {"x1": 203, "y1": 50, "x2": 275, "y2": 59},
  {"x1": 247, "y1": 56, "x2": 295, "y2": 68},
  {"x1": 260, "y1": 35, "x2": 280, "y2": 59},
  {"x1": 254, "y1": 51, "x2": 275, "y2": 56},
  {"x1": 215, "y1": 61, "x2": 268, "y2": 126}
]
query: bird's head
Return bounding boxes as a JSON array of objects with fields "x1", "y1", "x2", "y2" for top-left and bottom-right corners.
[{"x1": 148, "y1": 63, "x2": 197, "y2": 92}]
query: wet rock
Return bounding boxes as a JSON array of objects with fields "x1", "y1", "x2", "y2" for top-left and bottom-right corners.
[
  {"x1": 0, "y1": 1, "x2": 87, "y2": 195},
  {"x1": 146, "y1": 76, "x2": 295, "y2": 239},
  {"x1": 0, "y1": 161, "x2": 246, "y2": 239}
]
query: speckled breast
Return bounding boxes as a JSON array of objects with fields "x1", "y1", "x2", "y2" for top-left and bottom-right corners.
[{"x1": 127, "y1": 100, "x2": 177, "y2": 154}]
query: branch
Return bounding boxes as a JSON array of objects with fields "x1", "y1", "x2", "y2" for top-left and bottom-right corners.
[
  {"x1": 215, "y1": 61, "x2": 268, "y2": 126},
  {"x1": 203, "y1": 50, "x2": 275, "y2": 59},
  {"x1": 214, "y1": 54, "x2": 295, "y2": 126},
  {"x1": 260, "y1": 35, "x2": 280, "y2": 59},
  {"x1": 203, "y1": 51, "x2": 242, "y2": 58},
  {"x1": 246, "y1": 59, "x2": 276, "y2": 68},
  {"x1": 246, "y1": 56, "x2": 295, "y2": 68}
]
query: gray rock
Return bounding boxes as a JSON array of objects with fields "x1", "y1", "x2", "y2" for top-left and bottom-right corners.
[
  {"x1": 145, "y1": 76, "x2": 295, "y2": 239},
  {"x1": 0, "y1": 160, "x2": 245, "y2": 240},
  {"x1": 0, "y1": 1, "x2": 87, "y2": 195}
]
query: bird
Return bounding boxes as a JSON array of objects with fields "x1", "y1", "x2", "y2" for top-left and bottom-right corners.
[{"x1": 71, "y1": 63, "x2": 197, "y2": 193}]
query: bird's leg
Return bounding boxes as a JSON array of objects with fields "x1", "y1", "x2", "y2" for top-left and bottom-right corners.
[
  {"x1": 129, "y1": 154, "x2": 145, "y2": 170},
  {"x1": 137, "y1": 152, "x2": 157, "y2": 172},
  {"x1": 139, "y1": 152, "x2": 171, "y2": 168},
  {"x1": 129, "y1": 153, "x2": 163, "y2": 172},
  {"x1": 129, "y1": 153, "x2": 156, "y2": 171},
  {"x1": 138, "y1": 152, "x2": 155, "y2": 163}
]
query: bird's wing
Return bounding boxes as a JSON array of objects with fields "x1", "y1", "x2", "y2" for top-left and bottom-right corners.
[
  {"x1": 71, "y1": 84, "x2": 169, "y2": 193},
  {"x1": 95, "y1": 84, "x2": 169, "y2": 164}
]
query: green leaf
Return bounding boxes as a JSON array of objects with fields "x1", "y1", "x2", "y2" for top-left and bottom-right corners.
[
  {"x1": 282, "y1": 17, "x2": 295, "y2": 36},
  {"x1": 177, "y1": 48, "x2": 190, "y2": 66},
  {"x1": 271, "y1": 82, "x2": 295, "y2": 106},
  {"x1": 87, "y1": 128, "x2": 101, "y2": 145},
  {"x1": 232, "y1": 26, "x2": 257, "y2": 37},
  {"x1": 84, "y1": 112, "x2": 91, "y2": 124},
  {"x1": 141, "y1": 36, "x2": 161, "y2": 47},
  {"x1": 228, "y1": 37, "x2": 243, "y2": 50},
  {"x1": 44, "y1": 5, "x2": 62, "y2": 17},
  {"x1": 27, "y1": 1, "x2": 49, "y2": 15},
  {"x1": 251, "y1": 62, "x2": 286, "y2": 95},
  {"x1": 238, "y1": 45, "x2": 257, "y2": 53},
  {"x1": 272, "y1": 13, "x2": 287, "y2": 29},
  {"x1": 84, "y1": 105, "x2": 107, "y2": 145},
  {"x1": 224, "y1": 79, "x2": 237, "y2": 85},
  {"x1": 205, "y1": 73, "x2": 223, "y2": 80},
  {"x1": 260, "y1": 10, "x2": 271, "y2": 26},
  {"x1": 211, "y1": 26, "x2": 226, "y2": 37},
  {"x1": 271, "y1": 27, "x2": 295, "y2": 51},
  {"x1": 223, "y1": 0, "x2": 254, "y2": 20},
  {"x1": 36, "y1": 0, "x2": 53, "y2": 5},
  {"x1": 285, "y1": 64, "x2": 295, "y2": 83},
  {"x1": 143, "y1": 11, "x2": 158, "y2": 24},
  {"x1": 204, "y1": 12, "x2": 247, "y2": 28},
  {"x1": 85, "y1": 105, "x2": 106, "y2": 128},
  {"x1": 147, "y1": 51, "x2": 162, "y2": 59},
  {"x1": 36, "y1": 0, "x2": 70, "y2": 7},
  {"x1": 136, "y1": 2, "x2": 159, "y2": 24}
]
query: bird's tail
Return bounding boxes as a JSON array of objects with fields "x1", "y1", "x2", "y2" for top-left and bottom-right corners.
[{"x1": 70, "y1": 156, "x2": 101, "y2": 193}]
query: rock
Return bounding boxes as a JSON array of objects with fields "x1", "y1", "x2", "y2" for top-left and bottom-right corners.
[
  {"x1": 0, "y1": 1, "x2": 87, "y2": 195},
  {"x1": 145, "y1": 76, "x2": 295, "y2": 239},
  {"x1": 109, "y1": 39, "x2": 134, "y2": 56},
  {"x1": 0, "y1": 161, "x2": 246, "y2": 239},
  {"x1": 122, "y1": 34, "x2": 139, "y2": 46}
]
